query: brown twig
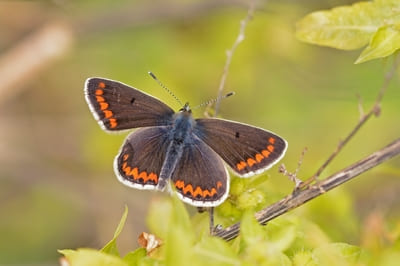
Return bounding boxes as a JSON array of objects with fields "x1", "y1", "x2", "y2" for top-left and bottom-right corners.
[
  {"x1": 301, "y1": 54, "x2": 400, "y2": 187},
  {"x1": 215, "y1": 138, "x2": 400, "y2": 241}
]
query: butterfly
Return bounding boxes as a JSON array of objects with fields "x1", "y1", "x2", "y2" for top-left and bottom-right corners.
[{"x1": 84, "y1": 77, "x2": 287, "y2": 207}]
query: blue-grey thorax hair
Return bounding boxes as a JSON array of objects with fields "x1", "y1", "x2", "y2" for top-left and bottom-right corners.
[{"x1": 157, "y1": 102, "x2": 195, "y2": 190}]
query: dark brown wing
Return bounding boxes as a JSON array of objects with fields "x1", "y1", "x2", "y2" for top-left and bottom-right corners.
[
  {"x1": 194, "y1": 118, "x2": 287, "y2": 177},
  {"x1": 85, "y1": 77, "x2": 174, "y2": 131}
]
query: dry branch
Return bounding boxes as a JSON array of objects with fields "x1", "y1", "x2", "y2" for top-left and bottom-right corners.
[{"x1": 216, "y1": 138, "x2": 400, "y2": 241}]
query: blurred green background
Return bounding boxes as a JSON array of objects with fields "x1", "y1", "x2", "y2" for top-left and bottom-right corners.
[{"x1": 0, "y1": 0, "x2": 399, "y2": 264}]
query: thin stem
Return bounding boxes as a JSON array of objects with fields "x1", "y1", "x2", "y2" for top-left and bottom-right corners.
[
  {"x1": 213, "y1": 0, "x2": 256, "y2": 116},
  {"x1": 302, "y1": 54, "x2": 400, "y2": 187}
]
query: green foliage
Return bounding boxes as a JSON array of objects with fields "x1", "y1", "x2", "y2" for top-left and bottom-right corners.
[
  {"x1": 53, "y1": 2, "x2": 400, "y2": 266},
  {"x1": 101, "y1": 205, "x2": 129, "y2": 256},
  {"x1": 296, "y1": 0, "x2": 400, "y2": 63},
  {"x1": 59, "y1": 249, "x2": 128, "y2": 266},
  {"x1": 59, "y1": 196, "x2": 373, "y2": 265}
]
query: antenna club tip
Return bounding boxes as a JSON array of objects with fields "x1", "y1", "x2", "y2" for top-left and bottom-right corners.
[
  {"x1": 226, "y1": 92, "x2": 235, "y2": 97},
  {"x1": 148, "y1": 72, "x2": 157, "y2": 79}
]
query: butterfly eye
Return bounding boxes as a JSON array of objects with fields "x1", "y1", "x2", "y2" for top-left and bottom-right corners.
[{"x1": 130, "y1": 97, "x2": 136, "y2": 105}]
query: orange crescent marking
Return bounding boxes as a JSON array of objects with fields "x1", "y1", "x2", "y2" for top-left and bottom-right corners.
[
  {"x1": 183, "y1": 184, "x2": 194, "y2": 195},
  {"x1": 122, "y1": 163, "x2": 131, "y2": 175},
  {"x1": 203, "y1": 190, "x2": 211, "y2": 198},
  {"x1": 174, "y1": 180, "x2": 222, "y2": 198},
  {"x1": 123, "y1": 154, "x2": 129, "y2": 161},
  {"x1": 103, "y1": 110, "x2": 113, "y2": 118},
  {"x1": 193, "y1": 186, "x2": 203, "y2": 197},
  {"x1": 98, "y1": 82, "x2": 106, "y2": 89},
  {"x1": 99, "y1": 102, "x2": 109, "y2": 110},
  {"x1": 96, "y1": 96, "x2": 105, "y2": 103},
  {"x1": 210, "y1": 188, "x2": 217, "y2": 196},
  {"x1": 109, "y1": 118, "x2": 117, "y2": 128},
  {"x1": 175, "y1": 180, "x2": 184, "y2": 189},
  {"x1": 138, "y1": 171, "x2": 147, "y2": 182},
  {"x1": 262, "y1": 150, "x2": 270, "y2": 158},
  {"x1": 95, "y1": 89, "x2": 103, "y2": 95},
  {"x1": 130, "y1": 167, "x2": 138, "y2": 179},
  {"x1": 237, "y1": 161, "x2": 247, "y2": 171},
  {"x1": 236, "y1": 163, "x2": 243, "y2": 171},
  {"x1": 247, "y1": 158, "x2": 256, "y2": 167},
  {"x1": 267, "y1": 145, "x2": 274, "y2": 152},
  {"x1": 255, "y1": 153, "x2": 264, "y2": 162},
  {"x1": 148, "y1": 173, "x2": 158, "y2": 183},
  {"x1": 269, "y1": 137, "x2": 275, "y2": 144}
]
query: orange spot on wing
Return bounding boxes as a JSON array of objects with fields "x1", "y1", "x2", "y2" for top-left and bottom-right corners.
[
  {"x1": 193, "y1": 186, "x2": 203, "y2": 197},
  {"x1": 269, "y1": 137, "x2": 275, "y2": 144},
  {"x1": 98, "y1": 82, "x2": 106, "y2": 89},
  {"x1": 130, "y1": 167, "x2": 138, "y2": 179},
  {"x1": 183, "y1": 184, "x2": 193, "y2": 195},
  {"x1": 262, "y1": 150, "x2": 271, "y2": 157},
  {"x1": 138, "y1": 171, "x2": 147, "y2": 182},
  {"x1": 109, "y1": 118, "x2": 117, "y2": 128},
  {"x1": 267, "y1": 145, "x2": 274, "y2": 152},
  {"x1": 95, "y1": 89, "x2": 103, "y2": 95},
  {"x1": 175, "y1": 180, "x2": 222, "y2": 199},
  {"x1": 203, "y1": 190, "x2": 211, "y2": 198},
  {"x1": 236, "y1": 161, "x2": 247, "y2": 171},
  {"x1": 123, "y1": 154, "x2": 129, "y2": 161},
  {"x1": 148, "y1": 173, "x2": 158, "y2": 183},
  {"x1": 99, "y1": 102, "x2": 109, "y2": 110},
  {"x1": 175, "y1": 180, "x2": 184, "y2": 189},
  {"x1": 95, "y1": 96, "x2": 105, "y2": 103},
  {"x1": 247, "y1": 158, "x2": 256, "y2": 167},
  {"x1": 122, "y1": 163, "x2": 131, "y2": 175},
  {"x1": 255, "y1": 153, "x2": 264, "y2": 162},
  {"x1": 103, "y1": 110, "x2": 113, "y2": 118},
  {"x1": 210, "y1": 188, "x2": 217, "y2": 196}
]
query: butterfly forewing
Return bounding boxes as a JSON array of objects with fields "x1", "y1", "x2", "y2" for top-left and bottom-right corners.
[
  {"x1": 85, "y1": 78, "x2": 175, "y2": 131},
  {"x1": 170, "y1": 137, "x2": 229, "y2": 207},
  {"x1": 114, "y1": 126, "x2": 171, "y2": 189},
  {"x1": 194, "y1": 118, "x2": 287, "y2": 177}
]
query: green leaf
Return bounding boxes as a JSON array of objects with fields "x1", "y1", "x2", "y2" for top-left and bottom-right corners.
[
  {"x1": 312, "y1": 243, "x2": 362, "y2": 265},
  {"x1": 356, "y1": 25, "x2": 400, "y2": 63},
  {"x1": 101, "y1": 205, "x2": 128, "y2": 256},
  {"x1": 146, "y1": 197, "x2": 173, "y2": 239},
  {"x1": 163, "y1": 196, "x2": 196, "y2": 266},
  {"x1": 59, "y1": 248, "x2": 128, "y2": 266},
  {"x1": 296, "y1": 0, "x2": 400, "y2": 55},
  {"x1": 240, "y1": 211, "x2": 265, "y2": 246},
  {"x1": 193, "y1": 236, "x2": 240, "y2": 266},
  {"x1": 263, "y1": 218, "x2": 297, "y2": 252},
  {"x1": 292, "y1": 250, "x2": 315, "y2": 266},
  {"x1": 123, "y1": 248, "x2": 147, "y2": 266}
]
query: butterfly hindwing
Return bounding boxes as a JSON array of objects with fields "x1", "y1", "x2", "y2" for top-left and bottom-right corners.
[
  {"x1": 194, "y1": 118, "x2": 287, "y2": 177},
  {"x1": 114, "y1": 126, "x2": 171, "y2": 189},
  {"x1": 85, "y1": 77, "x2": 175, "y2": 131},
  {"x1": 170, "y1": 136, "x2": 229, "y2": 207}
]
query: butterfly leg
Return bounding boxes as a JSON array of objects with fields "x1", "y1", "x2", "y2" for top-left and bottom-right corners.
[{"x1": 209, "y1": 207, "x2": 215, "y2": 235}]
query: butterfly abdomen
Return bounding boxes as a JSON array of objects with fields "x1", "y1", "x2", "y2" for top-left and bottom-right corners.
[{"x1": 157, "y1": 111, "x2": 196, "y2": 190}]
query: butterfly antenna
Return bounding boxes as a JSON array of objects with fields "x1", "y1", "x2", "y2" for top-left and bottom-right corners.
[
  {"x1": 192, "y1": 92, "x2": 235, "y2": 110},
  {"x1": 148, "y1": 72, "x2": 183, "y2": 107}
]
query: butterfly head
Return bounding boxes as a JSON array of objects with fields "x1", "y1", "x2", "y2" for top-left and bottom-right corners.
[{"x1": 179, "y1": 102, "x2": 192, "y2": 114}]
